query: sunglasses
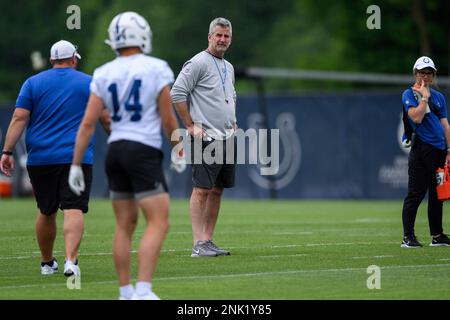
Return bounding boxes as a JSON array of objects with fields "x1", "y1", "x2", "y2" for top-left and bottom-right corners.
[{"x1": 417, "y1": 71, "x2": 434, "y2": 76}]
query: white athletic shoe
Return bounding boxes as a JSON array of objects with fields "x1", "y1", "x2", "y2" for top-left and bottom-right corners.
[
  {"x1": 64, "y1": 260, "x2": 80, "y2": 277},
  {"x1": 131, "y1": 291, "x2": 161, "y2": 300},
  {"x1": 41, "y1": 258, "x2": 58, "y2": 275}
]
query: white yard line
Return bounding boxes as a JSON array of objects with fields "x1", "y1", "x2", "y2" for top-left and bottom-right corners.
[
  {"x1": 2, "y1": 230, "x2": 318, "y2": 239},
  {"x1": 354, "y1": 218, "x2": 398, "y2": 223},
  {"x1": 259, "y1": 254, "x2": 309, "y2": 258},
  {"x1": 0, "y1": 241, "x2": 403, "y2": 260},
  {"x1": 351, "y1": 255, "x2": 395, "y2": 259},
  {"x1": 1, "y1": 263, "x2": 450, "y2": 290},
  {"x1": 272, "y1": 232, "x2": 313, "y2": 235}
]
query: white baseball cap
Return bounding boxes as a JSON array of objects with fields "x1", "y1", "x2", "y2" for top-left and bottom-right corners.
[
  {"x1": 50, "y1": 40, "x2": 81, "y2": 60},
  {"x1": 413, "y1": 56, "x2": 436, "y2": 72}
]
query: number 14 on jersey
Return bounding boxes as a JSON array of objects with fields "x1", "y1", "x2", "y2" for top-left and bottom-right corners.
[{"x1": 108, "y1": 79, "x2": 142, "y2": 122}]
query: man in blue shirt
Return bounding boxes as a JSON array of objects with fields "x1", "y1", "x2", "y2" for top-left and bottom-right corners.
[
  {"x1": 0, "y1": 40, "x2": 109, "y2": 276},
  {"x1": 401, "y1": 56, "x2": 450, "y2": 248}
]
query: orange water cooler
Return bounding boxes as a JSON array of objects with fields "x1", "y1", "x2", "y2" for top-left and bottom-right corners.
[
  {"x1": 436, "y1": 165, "x2": 450, "y2": 201},
  {"x1": 0, "y1": 175, "x2": 12, "y2": 198}
]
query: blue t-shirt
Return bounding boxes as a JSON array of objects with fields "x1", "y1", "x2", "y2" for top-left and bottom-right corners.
[
  {"x1": 402, "y1": 87, "x2": 448, "y2": 150},
  {"x1": 15, "y1": 68, "x2": 94, "y2": 165}
]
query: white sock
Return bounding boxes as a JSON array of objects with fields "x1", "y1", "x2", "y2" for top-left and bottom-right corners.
[
  {"x1": 119, "y1": 284, "x2": 134, "y2": 299},
  {"x1": 135, "y1": 281, "x2": 152, "y2": 296}
]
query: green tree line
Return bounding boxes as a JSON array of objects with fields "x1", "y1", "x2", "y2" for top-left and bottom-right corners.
[{"x1": 0, "y1": 0, "x2": 448, "y2": 103}]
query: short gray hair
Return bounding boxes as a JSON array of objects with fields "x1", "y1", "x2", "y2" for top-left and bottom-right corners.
[{"x1": 209, "y1": 17, "x2": 232, "y2": 34}]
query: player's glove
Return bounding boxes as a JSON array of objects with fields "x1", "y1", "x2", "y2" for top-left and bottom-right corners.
[
  {"x1": 170, "y1": 149, "x2": 187, "y2": 174},
  {"x1": 401, "y1": 133, "x2": 411, "y2": 148},
  {"x1": 402, "y1": 139, "x2": 411, "y2": 148},
  {"x1": 69, "y1": 165, "x2": 85, "y2": 196}
]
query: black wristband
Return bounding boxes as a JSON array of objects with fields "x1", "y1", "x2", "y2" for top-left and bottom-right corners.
[{"x1": 1, "y1": 150, "x2": 13, "y2": 156}]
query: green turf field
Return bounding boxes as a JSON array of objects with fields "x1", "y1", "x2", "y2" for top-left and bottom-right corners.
[{"x1": 0, "y1": 198, "x2": 449, "y2": 300}]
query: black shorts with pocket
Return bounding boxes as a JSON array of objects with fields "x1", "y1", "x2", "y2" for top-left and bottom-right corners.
[
  {"x1": 27, "y1": 164, "x2": 92, "y2": 215},
  {"x1": 105, "y1": 140, "x2": 168, "y2": 200},
  {"x1": 190, "y1": 136, "x2": 236, "y2": 190}
]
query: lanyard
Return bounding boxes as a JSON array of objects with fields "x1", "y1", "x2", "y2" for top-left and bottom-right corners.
[{"x1": 208, "y1": 51, "x2": 228, "y2": 103}]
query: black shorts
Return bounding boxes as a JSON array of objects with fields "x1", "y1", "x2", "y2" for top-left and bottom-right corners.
[
  {"x1": 27, "y1": 164, "x2": 92, "y2": 215},
  {"x1": 190, "y1": 136, "x2": 236, "y2": 190},
  {"x1": 105, "y1": 140, "x2": 168, "y2": 200}
]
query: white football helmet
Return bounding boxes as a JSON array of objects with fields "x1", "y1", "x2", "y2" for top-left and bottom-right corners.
[{"x1": 105, "y1": 11, "x2": 152, "y2": 54}]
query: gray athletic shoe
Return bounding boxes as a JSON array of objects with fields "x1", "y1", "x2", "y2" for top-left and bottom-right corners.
[
  {"x1": 191, "y1": 240, "x2": 218, "y2": 257},
  {"x1": 206, "y1": 240, "x2": 230, "y2": 256}
]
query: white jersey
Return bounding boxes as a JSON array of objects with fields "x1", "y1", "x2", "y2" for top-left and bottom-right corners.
[{"x1": 90, "y1": 53, "x2": 174, "y2": 149}]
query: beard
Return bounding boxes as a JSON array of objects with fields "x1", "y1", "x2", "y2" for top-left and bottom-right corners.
[{"x1": 215, "y1": 44, "x2": 229, "y2": 52}]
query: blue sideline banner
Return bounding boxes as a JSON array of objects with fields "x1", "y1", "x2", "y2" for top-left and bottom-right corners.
[{"x1": 1, "y1": 89, "x2": 449, "y2": 199}]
